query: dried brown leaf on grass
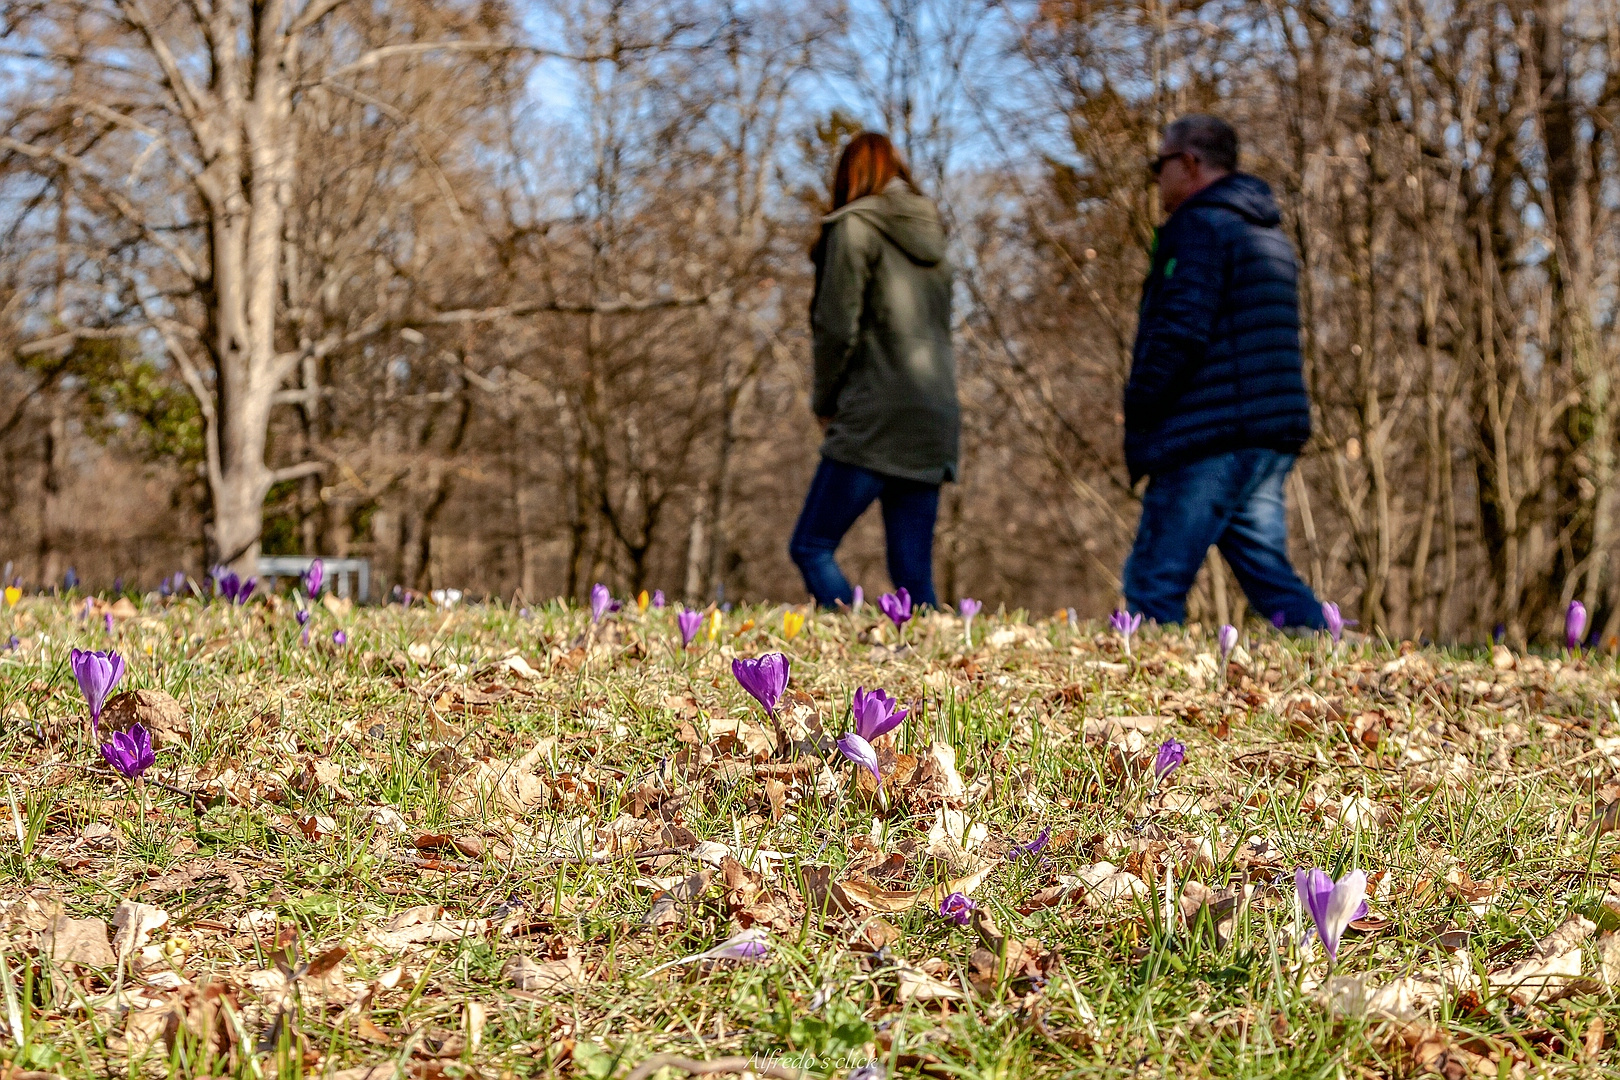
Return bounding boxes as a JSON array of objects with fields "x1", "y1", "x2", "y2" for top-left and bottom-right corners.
[
  {"x1": 101, "y1": 689, "x2": 190, "y2": 745},
  {"x1": 1488, "y1": 914, "x2": 1593, "y2": 1006},
  {"x1": 41, "y1": 916, "x2": 116, "y2": 968},
  {"x1": 833, "y1": 862, "x2": 997, "y2": 915},
  {"x1": 363, "y1": 907, "x2": 488, "y2": 950},
  {"x1": 503, "y1": 950, "x2": 585, "y2": 992}
]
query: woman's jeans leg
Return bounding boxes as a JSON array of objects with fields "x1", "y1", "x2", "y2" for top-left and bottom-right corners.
[
  {"x1": 879, "y1": 477, "x2": 940, "y2": 607},
  {"x1": 789, "y1": 457, "x2": 941, "y2": 608}
]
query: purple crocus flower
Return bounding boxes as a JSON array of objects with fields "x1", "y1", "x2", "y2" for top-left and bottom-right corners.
[
  {"x1": 304, "y1": 559, "x2": 324, "y2": 598},
  {"x1": 1567, "y1": 600, "x2": 1588, "y2": 651},
  {"x1": 1322, "y1": 602, "x2": 1345, "y2": 643},
  {"x1": 1008, "y1": 826, "x2": 1051, "y2": 861},
  {"x1": 590, "y1": 583, "x2": 612, "y2": 623},
  {"x1": 332, "y1": 630, "x2": 348, "y2": 646},
  {"x1": 100, "y1": 723, "x2": 155, "y2": 780},
  {"x1": 1109, "y1": 609, "x2": 1143, "y2": 657},
  {"x1": 112, "y1": 577, "x2": 123, "y2": 594},
  {"x1": 878, "y1": 588, "x2": 912, "y2": 629},
  {"x1": 851, "y1": 585, "x2": 864, "y2": 612},
  {"x1": 713, "y1": 936, "x2": 768, "y2": 961},
  {"x1": 1295, "y1": 867, "x2": 1367, "y2": 964},
  {"x1": 1218, "y1": 624, "x2": 1238, "y2": 660},
  {"x1": 103, "y1": 612, "x2": 114, "y2": 634},
  {"x1": 652, "y1": 590, "x2": 666, "y2": 609},
  {"x1": 70, "y1": 648, "x2": 125, "y2": 734},
  {"x1": 236, "y1": 577, "x2": 257, "y2": 605},
  {"x1": 63, "y1": 567, "x2": 78, "y2": 591},
  {"x1": 296, "y1": 609, "x2": 311, "y2": 626},
  {"x1": 732, "y1": 653, "x2": 789, "y2": 717},
  {"x1": 851, "y1": 686, "x2": 907, "y2": 742},
  {"x1": 677, "y1": 607, "x2": 703, "y2": 648},
  {"x1": 959, "y1": 597, "x2": 982, "y2": 645},
  {"x1": 939, "y1": 892, "x2": 975, "y2": 927},
  {"x1": 836, "y1": 732, "x2": 882, "y2": 784},
  {"x1": 4, "y1": 636, "x2": 17, "y2": 651},
  {"x1": 171, "y1": 571, "x2": 188, "y2": 595},
  {"x1": 1271, "y1": 610, "x2": 1287, "y2": 630},
  {"x1": 1153, "y1": 737, "x2": 1185, "y2": 782},
  {"x1": 645, "y1": 929, "x2": 770, "y2": 975}
]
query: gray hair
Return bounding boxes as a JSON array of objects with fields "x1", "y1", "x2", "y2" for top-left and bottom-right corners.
[{"x1": 1164, "y1": 115, "x2": 1238, "y2": 173}]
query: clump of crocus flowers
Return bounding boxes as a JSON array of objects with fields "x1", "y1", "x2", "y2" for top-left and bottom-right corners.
[
  {"x1": 304, "y1": 559, "x2": 324, "y2": 599},
  {"x1": 835, "y1": 685, "x2": 907, "y2": 810},
  {"x1": 1110, "y1": 609, "x2": 1143, "y2": 658},
  {"x1": 211, "y1": 567, "x2": 256, "y2": 605}
]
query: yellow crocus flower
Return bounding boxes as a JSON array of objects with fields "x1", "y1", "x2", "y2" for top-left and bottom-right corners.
[
  {"x1": 2, "y1": 586, "x2": 18, "y2": 608},
  {"x1": 636, "y1": 590, "x2": 650, "y2": 613},
  {"x1": 707, "y1": 609, "x2": 723, "y2": 641},
  {"x1": 782, "y1": 611, "x2": 805, "y2": 641}
]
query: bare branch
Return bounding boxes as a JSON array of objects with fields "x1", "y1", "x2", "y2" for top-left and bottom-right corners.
[{"x1": 0, "y1": 137, "x2": 203, "y2": 281}]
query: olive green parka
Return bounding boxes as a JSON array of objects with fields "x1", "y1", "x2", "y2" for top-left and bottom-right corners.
[{"x1": 811, "y1": 180, "x2": 958, "y2": 485}]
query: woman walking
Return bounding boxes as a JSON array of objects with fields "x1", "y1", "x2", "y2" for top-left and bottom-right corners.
[{"x1": 788, "y1": 132, "x2": 958, "y2": 609}]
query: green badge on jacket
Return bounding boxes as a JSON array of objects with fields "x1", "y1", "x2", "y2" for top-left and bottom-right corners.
[{"x1": 1164, "y1": 257, "x2": 1177, "y2": 278}]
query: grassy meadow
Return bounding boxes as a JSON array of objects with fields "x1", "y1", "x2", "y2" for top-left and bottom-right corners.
[{"x1": 2, "y1": 591, "x2": 1620, "y2": 1079}]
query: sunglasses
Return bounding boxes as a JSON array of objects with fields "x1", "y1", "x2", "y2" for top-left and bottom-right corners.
[{"x1": 1149, "y1": 149, "x2": 1192, "y2": 177}]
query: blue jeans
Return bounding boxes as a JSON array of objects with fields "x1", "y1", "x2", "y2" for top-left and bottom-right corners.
[
  {"x1": 789, "y1": 457, "x2": 940, "y2": 609},
  {"x1": 1123, "y1": 448, "x2": 1324, "y2": 628}
]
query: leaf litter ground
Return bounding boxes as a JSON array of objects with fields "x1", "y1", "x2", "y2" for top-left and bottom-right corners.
[{"x1": 4, "y1": 598, "x2": 1620, "y2": 1078}]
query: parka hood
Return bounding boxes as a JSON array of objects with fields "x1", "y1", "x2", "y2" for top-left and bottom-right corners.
[
  {"x1": 824, "y1": 180, "x2": 946, "y2": 266},
  {"x1": 1179, "y1": 172, "x2": 1282, "y2": 227}
]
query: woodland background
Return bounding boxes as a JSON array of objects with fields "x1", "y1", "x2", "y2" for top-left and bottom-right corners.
[{"x1": 0, "y1": 0, "x2": 1617, "y2": 646}]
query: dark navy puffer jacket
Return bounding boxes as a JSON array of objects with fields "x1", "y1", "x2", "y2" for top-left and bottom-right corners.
[{"x1": 1124, "y1": 173, "x2": 1311, "y2": 483}]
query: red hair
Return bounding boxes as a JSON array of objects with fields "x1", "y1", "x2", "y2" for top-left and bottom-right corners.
[{"x1": 831, "y1": 133, "x2": 912, "y2": 210}]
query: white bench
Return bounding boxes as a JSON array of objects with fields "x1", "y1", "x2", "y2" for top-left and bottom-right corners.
[{"x1": 257, "y1": 556, "x2": 371, "y2": 602}]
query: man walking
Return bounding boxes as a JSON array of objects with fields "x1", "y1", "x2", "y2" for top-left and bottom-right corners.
[{"x1": 1122, "y1": 115, "x2": 1324, "y2": 629}]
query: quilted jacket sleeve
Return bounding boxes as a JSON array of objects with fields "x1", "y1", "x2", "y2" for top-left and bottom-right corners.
[{"x1": 1124, "y1": 211, "x2": 1226, "y2": 434}]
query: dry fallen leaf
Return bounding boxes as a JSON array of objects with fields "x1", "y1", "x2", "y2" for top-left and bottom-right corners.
[
  {"x1": 1488, "y1": 914, "x2": 1592, "y2": 1005},
  {"x1": 364, "y1": 907, "x2": 488, "y2": 950},
  {"x1": 42, "y1": 915, "x2": 117, "y2": 968},
  {"x1": 504, "y1": 951, "x2": 584, "y2": 991},
  {"x1": 101, "y1": 689, "x2": 190, "y2": 746},
  {"x1": 893, "y1": 960, "x2": 963, "y2": 1003},
  {"x1": 836, "y1": 862, "x2": 996, "y2": 914},
  {"x1": 113, "y1": 900, "x2": 170, "y2": 956}
]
